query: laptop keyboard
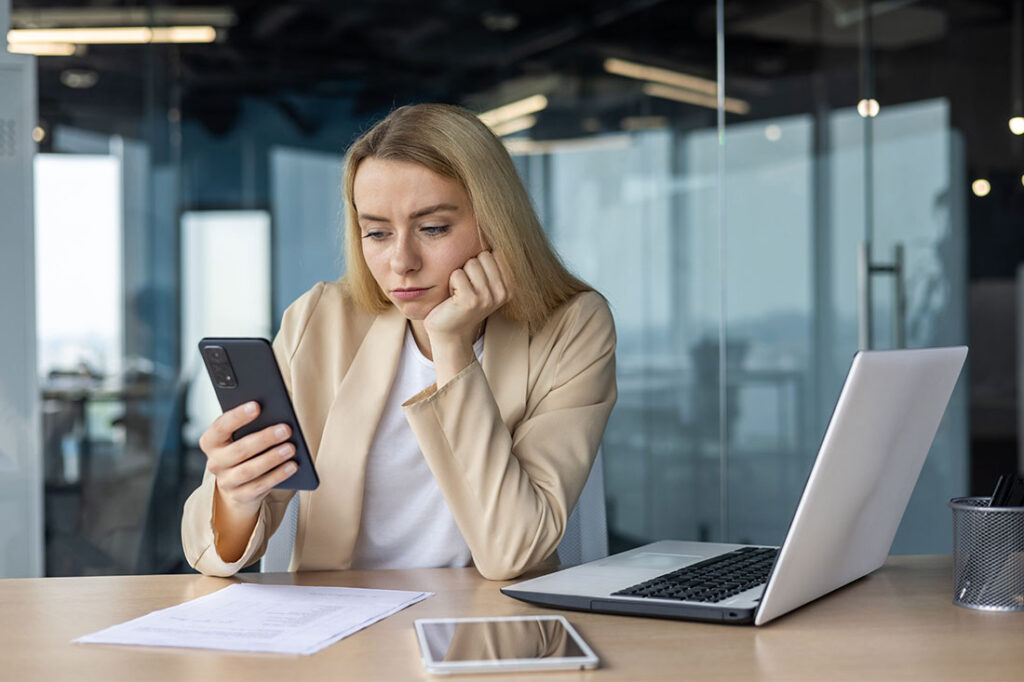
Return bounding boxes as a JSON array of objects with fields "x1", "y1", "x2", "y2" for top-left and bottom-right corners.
[{"x1": 612, "y1": 547, "x2": 779, "y2": 604}]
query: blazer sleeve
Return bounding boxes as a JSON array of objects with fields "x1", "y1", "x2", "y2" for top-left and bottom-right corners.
[
  {"x1": 179, "y1": 283, "x2": 325, "y2": 576},
  {"x1": 402, "y1": 292, "x2": 617, "y2": 580}
]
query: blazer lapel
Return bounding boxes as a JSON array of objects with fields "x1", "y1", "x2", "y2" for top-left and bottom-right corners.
[
  {"x1": 296, "y1": 305, "x2": 405, "y2": 570},
  {"x1": 482, "y1": 311, "x2": 529, "y2": 431}
]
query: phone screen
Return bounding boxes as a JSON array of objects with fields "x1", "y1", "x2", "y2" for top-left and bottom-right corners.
[{"x1": 417, "y1": 616, "x2": 587, "y2": 663}]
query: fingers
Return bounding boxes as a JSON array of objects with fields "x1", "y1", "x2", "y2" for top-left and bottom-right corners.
[
  {"x1": 458, "y1": 259, "x2": 486, "y2": 297},
  {"x1": 198, "y1": 400, "x2": 296, "y2": 508},
  {"x1": 219, "y1": 445, "x2": 297, "y2": 500},
  {"x1": 427, "y1": 250, "x2": 510, "y2": 344},
  {"x1": 448, "y1": 267, "x2": 472, "y2": 297},
  {"x1": 456, "y1": 251, "x2": 508, "y2": 307},
  {"x1": 476, "y1": 251, "x2": 509, "y2": 304},
  {"x1": 199, "y1": 401, "x2": 260, "y2": 453},
  {"x1": 222, "y1": 423, "x2": 292, "y2": 468},
  {"x1": 239, "y1": 460, "x2": 299, "y2": 500}
]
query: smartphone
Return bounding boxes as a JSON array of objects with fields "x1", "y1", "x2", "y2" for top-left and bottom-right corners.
[
  {"x1": 198, "y1": 337, "x2": 319, "y2": 490},
  {"x1": 414, "y1": 615, "x2": 598, "y2": 675}
]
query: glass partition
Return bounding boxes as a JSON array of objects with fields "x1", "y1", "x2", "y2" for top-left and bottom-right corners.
[
  {"x1": 13, "y1": 0, "x2": 1012, "y2": 575},
  {"x1": 516, "y1": 128, "x2": 724, "y2": 549}
]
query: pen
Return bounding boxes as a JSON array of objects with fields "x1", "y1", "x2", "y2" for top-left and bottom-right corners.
[{"x1": 968, "y1": 473, "x2": 1024, "y2": 604}]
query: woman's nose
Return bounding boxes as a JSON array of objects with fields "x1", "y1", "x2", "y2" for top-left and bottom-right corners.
[{"x1": 390, "y1": 234, "x2": 420, "y2": 273}]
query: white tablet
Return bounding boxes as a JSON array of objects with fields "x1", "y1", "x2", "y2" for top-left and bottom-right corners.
[{"x1": 413, "y1": 615, "x2": 599, "y2": 675}]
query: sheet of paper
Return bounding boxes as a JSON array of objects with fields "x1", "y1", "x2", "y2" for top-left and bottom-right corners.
[{"x1": 75, "y1": 583, "x2": 432, "y2": 655}]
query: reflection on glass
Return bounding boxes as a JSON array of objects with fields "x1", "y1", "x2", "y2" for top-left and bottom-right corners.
[{"x1": 420, "y1": 618, "x2": 582, "y2": 662}]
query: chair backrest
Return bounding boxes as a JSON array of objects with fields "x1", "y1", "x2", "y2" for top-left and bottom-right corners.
[
  {"x1": 556, "y1": 447, "x2": 608, "y2": 566},
  {"x1": 260, "y1": 494, "x2": 299, "y2": 572},
  {"x1": 260, "y1": 447, "x2": 609, "y2": 572}
]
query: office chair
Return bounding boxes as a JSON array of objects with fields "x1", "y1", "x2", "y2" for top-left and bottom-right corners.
[{"x1": 261, "y1": 447, "x2": 609, "y2": 572}]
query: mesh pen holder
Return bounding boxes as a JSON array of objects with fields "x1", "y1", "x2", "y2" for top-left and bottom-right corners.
[{"x1": 948, "y1": 497, "x2": 1024, "y2": 611}]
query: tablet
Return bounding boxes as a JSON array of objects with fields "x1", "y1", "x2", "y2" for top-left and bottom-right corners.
[{"x1": 414, "y1": 615, "x2": 598, "y2": 675}]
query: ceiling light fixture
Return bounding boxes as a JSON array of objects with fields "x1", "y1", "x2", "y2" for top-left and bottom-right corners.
[
  {"x1": 620, "y1": 116, "x2": 669, "y2": 131},
  {"x1": 7, "y1": 26, "x2": 217, "y2": 45},
  {"x1": 604, "y1": 57, "x2": 718, "y2": 95},
  {"x1": 480, "y1": 11, "x2": 520, "y2": 32},
  {"x1": 11, "y1": 7, "x2": 236, "y2": 28},
  {"x1": 642, "y1": 83, "x2": 750, "y2": 115},
  {"x1": 1010, "y1": 116, "x2": 1024, "y2": 135},
  {"x1": 857, "y1": 98, "x2": 881, "y2": 118},
  {"x1": 7, "y1": 41, "x2": 76, "y2": 56},
  {"x1": 59, "y1": 69, "x2": 99, "y2": 89},
  {"x1": 490, "y1": 115, "x2": 537, "y2": 137},
  {"x1": 971, "y1": 179, "x2": 991, "y2": 197},
  {"x1": 478, "y1": 95, "x2": 548, "y2": 128},
  {"x1": 504, "y1": 134, "x2": 631, "y2": 156}
]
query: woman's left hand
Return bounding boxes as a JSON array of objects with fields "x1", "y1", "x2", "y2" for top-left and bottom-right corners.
[{"x1": 424, "y1": 250, "x2": 510, "y2": 352}]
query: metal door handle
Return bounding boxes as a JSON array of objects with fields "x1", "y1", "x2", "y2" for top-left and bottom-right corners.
[{"x1": 857, "y1": 241, "x2": 905, "y2": 350}]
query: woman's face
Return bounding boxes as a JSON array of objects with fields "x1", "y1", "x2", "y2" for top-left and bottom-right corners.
[{"x1": 354, "y1": 157, "x2": 484, "y2": 321}]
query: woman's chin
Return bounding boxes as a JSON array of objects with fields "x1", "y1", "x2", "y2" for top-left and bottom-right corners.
[{"x1": 391, "y1": 299, "x2": 435, "y2": 321}]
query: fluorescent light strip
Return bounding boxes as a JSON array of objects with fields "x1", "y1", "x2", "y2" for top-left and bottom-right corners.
[
  {"x1": 491, "y1": 115, "x2": 537, "y2": 137},
  {"x1": 150, "y1": 27, "x2": 217, "y2": 43},
  {"x1": 7, "y1": 41, "x2": 76, "y2": 56},
  {"x1": 504, "y1": 134, "x2": 631, "y2": 156},
  {"x1": 643, "y1": 83, "x2": 750, "y2": 115},
  {"x1": 604, "y1": 57, "x2": 718, "y2": 96},
  {"x1": 620, "y1": 115, "x2": 669, "y2": 131},
  {"x1": 7, "y1": 26, "x2": 217, "y2": 45},
  {"x1": 479, "y1": 95, "x2": 548, "y2": 127},
  {"x1": 11, "y1": 7, "x2": 236, "y2": 28}
]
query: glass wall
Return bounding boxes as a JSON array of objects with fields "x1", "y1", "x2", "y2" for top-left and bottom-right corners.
[{"x1": 12, "y1": 0, "x2": 1020, "y2": 576}]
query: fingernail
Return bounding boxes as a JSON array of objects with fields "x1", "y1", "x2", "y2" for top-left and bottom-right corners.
[
  {"x1": 278, "y1": 445, "x2": 293, "y2": 458},
  {"x1": 244, "y1": 402, "x2": 258, "y2": 414},
  {"x1": 285, "y1": 463, "x2": 298, "y2": 474},
  {"x1": 275, "y1": 426, "x2": 288, "y2": 439}
]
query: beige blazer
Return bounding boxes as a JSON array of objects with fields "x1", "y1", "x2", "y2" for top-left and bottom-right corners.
[{"x1": 181, "y1": 281, "x2": 617, "y2": 579}]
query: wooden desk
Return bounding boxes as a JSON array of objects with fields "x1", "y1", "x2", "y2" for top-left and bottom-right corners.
[{"x1": 4, "y1": 555, "x2": 1023, "y2": 681}]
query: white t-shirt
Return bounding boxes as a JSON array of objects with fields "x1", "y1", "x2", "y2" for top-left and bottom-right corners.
[{"x1": 349, "y1": 325, "x2": 483, "y2": 569}]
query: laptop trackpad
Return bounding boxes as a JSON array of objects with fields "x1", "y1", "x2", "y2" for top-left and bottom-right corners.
[{"x1": 604, "y1": 552, "x2": 704, "y2": 569}]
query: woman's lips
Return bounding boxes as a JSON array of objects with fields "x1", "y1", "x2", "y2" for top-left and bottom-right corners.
[{"x1": 392, "y1": 287, "x2": 432, "y2": 300}]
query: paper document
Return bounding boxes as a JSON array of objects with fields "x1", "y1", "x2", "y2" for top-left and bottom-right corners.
[{"x1": 75, "y1": 583, "x2": 432, "y2": 655}]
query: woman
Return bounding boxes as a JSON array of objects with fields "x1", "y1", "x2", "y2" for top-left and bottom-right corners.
[{"x1": 181, "y1": 103, "x2": 617, "y2": 580}]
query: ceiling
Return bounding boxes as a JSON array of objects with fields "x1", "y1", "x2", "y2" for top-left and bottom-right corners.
[{"x1": 8, "y1": 0, "x2": 1021, "y2": 165}]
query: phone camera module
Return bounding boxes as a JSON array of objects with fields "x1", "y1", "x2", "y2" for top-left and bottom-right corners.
[{"x1": 204, "y1": 345, "x2": 238, "y2": 389}]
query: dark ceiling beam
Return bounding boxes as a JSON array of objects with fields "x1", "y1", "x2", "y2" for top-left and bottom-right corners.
[
  {"x1": 462, "y1": 0, "x2": 671, "y2": 68},
  {"x1": 249, "y1": 5, "x2": 306, "y2": 41}
]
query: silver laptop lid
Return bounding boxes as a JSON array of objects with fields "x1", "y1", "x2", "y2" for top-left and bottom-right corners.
[{"x1": 755, "y1": 347, "x2": 967, "y2": 625}]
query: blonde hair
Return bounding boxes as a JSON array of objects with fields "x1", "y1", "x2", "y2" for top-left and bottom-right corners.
[{"x1": 341, "y1": 103, "x2": 591, "y2": 331}]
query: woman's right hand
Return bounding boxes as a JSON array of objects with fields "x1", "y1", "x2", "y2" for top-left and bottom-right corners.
[{"x1": 199, "y1": 401, "x2": 298, "y2": 517}]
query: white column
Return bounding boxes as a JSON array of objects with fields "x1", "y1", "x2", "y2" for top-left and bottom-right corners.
[{"x1": 0, "y1": 0, "x2": 44, "y2": 577}]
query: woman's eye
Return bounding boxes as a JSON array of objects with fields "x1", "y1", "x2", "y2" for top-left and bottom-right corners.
[
  {"x1": 362, "y1": 230, "x2": 388, "y2": 240},
  {"x1": 421, "y1": 225, "x2": 449, "y2": 235}
]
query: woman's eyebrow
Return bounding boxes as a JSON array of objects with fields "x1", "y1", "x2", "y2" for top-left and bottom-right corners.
[
  {"x1": 358, "y1": 203, "x2": 459, "y2": 223},
  {"x1": 409, "y1": 203, "x2": 459, "y2": 219}
]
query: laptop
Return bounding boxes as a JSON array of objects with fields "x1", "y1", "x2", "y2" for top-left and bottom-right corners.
[{"x1": 503, "y1": 346, "x2": 968, "y2": 626}]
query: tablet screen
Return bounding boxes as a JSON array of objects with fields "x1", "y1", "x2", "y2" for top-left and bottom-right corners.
[{"x1": 417, "y1": 616, "x2": 590, "y2": 664}]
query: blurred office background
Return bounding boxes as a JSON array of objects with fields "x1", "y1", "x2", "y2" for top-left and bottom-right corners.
[{"x1": 1, "y1": 0, "x2": 1021, "y2": 578}]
